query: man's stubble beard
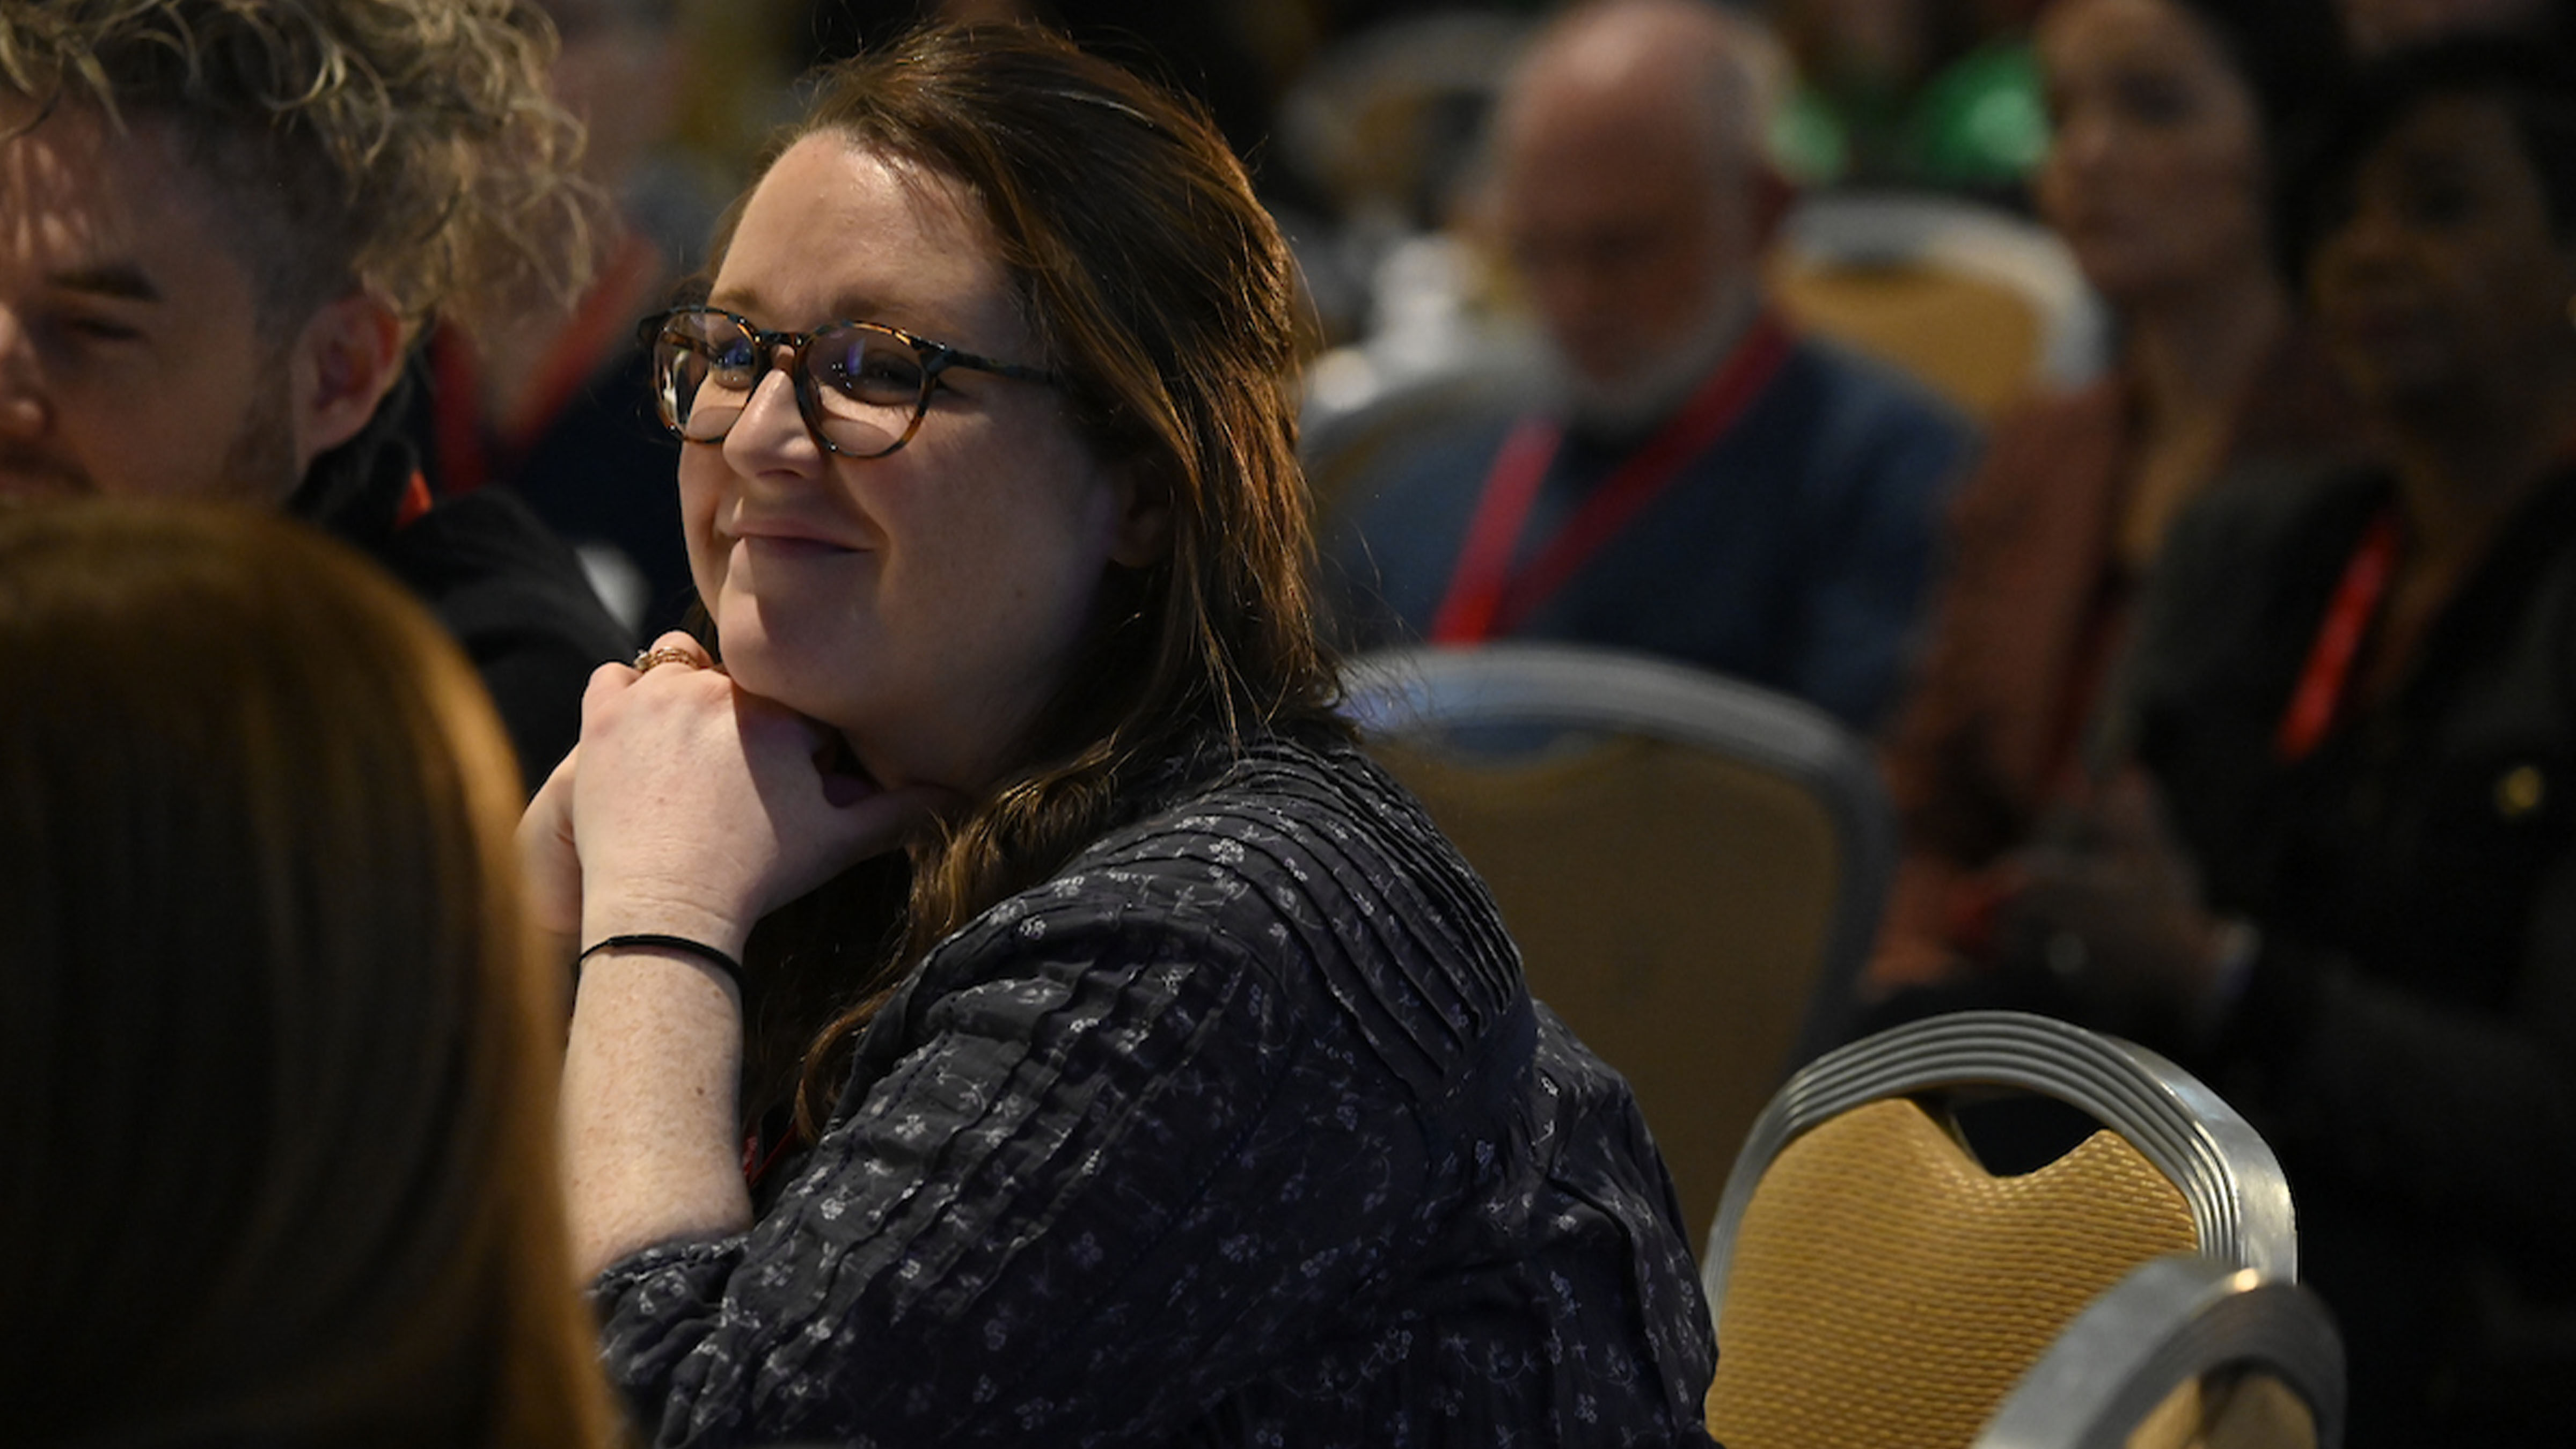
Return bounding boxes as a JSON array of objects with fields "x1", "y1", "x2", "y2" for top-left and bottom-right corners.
[
  {"x1": 0, "y1": 365, "x2": 302, "y2": 507},
  {"x1": 214, "y1": 352, "x2": 306, "y2": 507}
]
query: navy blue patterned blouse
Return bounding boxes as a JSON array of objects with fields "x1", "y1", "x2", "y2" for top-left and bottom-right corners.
[{"x1": 592, "y1": 735, "x2": 1718, "y2": 1446}]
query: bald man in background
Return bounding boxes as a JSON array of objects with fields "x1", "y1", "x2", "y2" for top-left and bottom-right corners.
[{"x1": 1331, "y1": 0, "x2": 1974, "y2": 731}]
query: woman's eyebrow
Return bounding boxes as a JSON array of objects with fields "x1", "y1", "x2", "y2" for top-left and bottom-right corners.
[
  {"x1": 704, "y1": 282, "x2": 769, "y2": 317},
  {"x1": 707, "y1": 284, "x2": 931, "y2": 330}
]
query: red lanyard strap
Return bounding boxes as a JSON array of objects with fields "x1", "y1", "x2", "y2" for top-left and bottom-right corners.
[
  {"x1": 2274, "y1": 509, "x2": 2402, "y2": 763},
  {"x1": 429, "y1": 231, "x2": 663, "y2": 497},
  {"x1": 1429, "y1": 313, "x2": 1795, "y2": 644},
  {"x1": 394, "y1": 469, "x2": 435, "y2": 530}
]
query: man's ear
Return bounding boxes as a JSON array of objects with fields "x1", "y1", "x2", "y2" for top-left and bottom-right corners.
[
  {"x1": 286, "y1": 291, "x2": 406, "y2": 472},
  {"x1": 1107, "y1": 464, "x2": 1174, "y2": 569}
]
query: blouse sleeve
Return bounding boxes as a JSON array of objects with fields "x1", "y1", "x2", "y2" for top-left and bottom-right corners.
[
  {"x1": 2212, "y1": 823, "x2": 2576, "y2": 1257},
  {"x1": 589, "y1": 816, "x2": 1513, "y2": 1446}
]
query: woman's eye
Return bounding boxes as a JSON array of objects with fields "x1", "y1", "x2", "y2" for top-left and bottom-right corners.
[
  {"x1": 2399, "y1": 176, "x2": 2476, "y2": 228},
  {"x1": 836, "y1": 350, "x2": 924, "y2": 399},
  {"x1": 2113, "y1": 74, "x2": 2194, "y2": 127}
]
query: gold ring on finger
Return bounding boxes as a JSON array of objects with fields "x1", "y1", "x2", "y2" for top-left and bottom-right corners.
[{"x1": 633, "y1": 645, "x2": 705, "y2": 672}]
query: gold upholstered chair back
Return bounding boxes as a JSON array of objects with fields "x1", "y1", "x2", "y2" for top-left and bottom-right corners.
[
  {"x1": 1768, "y1": 191, "x2": 2110, "y2": 420},
  {"x1": 1702, "y1": 1011, "x2": 2300, "y2": 1449},
  {"x1": 1341, "y1": 643, "x2": 1892, "y2": 1238}
]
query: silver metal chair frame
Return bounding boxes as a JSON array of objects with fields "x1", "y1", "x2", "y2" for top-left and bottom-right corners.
[
  {"x1": 1702, "y1": 1010, "x2": 2298, "y2": 1331},
  {"x1": 1974, "y1": 1253, "x2": 2346, "y2": 1449},
  {"x1": 1340, "y1": 641, "x2": 1896, "y2": 1067}
]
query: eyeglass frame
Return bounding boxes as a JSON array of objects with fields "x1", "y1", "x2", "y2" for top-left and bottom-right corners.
[{"x1": 635, "y1": 304, "x2": 1060, "y2": 460}]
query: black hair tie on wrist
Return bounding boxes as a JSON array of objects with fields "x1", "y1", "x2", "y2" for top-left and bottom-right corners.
[{"x1": 574, "y1": 933, "x2": 745, "y2": 994}]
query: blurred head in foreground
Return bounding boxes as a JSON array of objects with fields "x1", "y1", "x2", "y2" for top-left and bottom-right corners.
[{"x1": 0, "y1": 501, "x2": 620, "y2": 1449}]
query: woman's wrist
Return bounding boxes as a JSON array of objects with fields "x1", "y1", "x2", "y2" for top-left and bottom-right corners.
[
  {"x1": 573, "y1": 889, "x2": 755, "y2": 1010},
  {"x1": 576, "y1": 934, "x2": 745, "y2": 996},
  {"x1": 570, "y1": 938, "x2": 747, "y2": 1013},
  {"x1": 579, "y1": 888, "x2": 754, "y2": 965}
]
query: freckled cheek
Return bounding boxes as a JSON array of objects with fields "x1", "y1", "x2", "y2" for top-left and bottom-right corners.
[
  {"x1": 933, "y1": 495, "x2": 1108, "y2": 642},
  {"x1": 676, "y1": 453, "x2": 729, "y2": 597}
]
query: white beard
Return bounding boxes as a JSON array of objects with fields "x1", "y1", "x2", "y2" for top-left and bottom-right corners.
[{"x1": 1555, "y1": 279, "x2": 1762, "y2": 443}]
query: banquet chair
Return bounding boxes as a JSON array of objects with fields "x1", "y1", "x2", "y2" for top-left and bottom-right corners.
[
  {"x1": 1701, "y1": 1009, "x2": 2297, "y2": 1449},
  {"x1": 1977, "y1": 1253, "x2": 2344, "y2": 1449},
  {"x1": 1340, "y1": 642, "x2": 1893, "y2": 1237},
  {"x1": 1769, "y1": 191, "x2": 2110, "y2": 420},
  {"x1": 1301, "y1": 358, "x2": 1538, "y2": 524}
]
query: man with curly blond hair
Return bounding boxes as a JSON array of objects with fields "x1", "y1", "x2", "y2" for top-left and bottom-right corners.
[{"x1": 0, "y1": 0, "x2": 631, "y2": 785}]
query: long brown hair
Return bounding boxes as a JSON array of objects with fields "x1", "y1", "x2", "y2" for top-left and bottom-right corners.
[
  {"x1": 0, "y1": 502, "x2": 624, "y2": 1449},
  {"x1": 700, "y1": 24, "x2": 1348, "y2": 1131}
]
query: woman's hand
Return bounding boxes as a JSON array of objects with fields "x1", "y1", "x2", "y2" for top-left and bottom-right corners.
[
  {"x1": 550, "y1": 634, "x2": 956, "y2": 1276},
  {"x1": 1997, "y1": 767, "x2": 2235, "y2": 1038},
  {"x1": 519, "y1": 747, "x2": 584, "y2": 954},
  {"x1": 566, "y1": 633, "x2": 955, "y2": 958}
]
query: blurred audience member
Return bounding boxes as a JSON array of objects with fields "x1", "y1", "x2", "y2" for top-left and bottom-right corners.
[
  {"x1": 1874, "y1": 0, "x2": 2358, "y2": 988},
  {"x1": 0, "y1": 502, "x2": 624, "y2": 1449},
  {"x1": 1984, "y1": 40, "x2": 2576, "y2": 1444},
  {"x1": 415, "y1": 0, "x2": 713, "y2": 640},
  {"x1": 0, "y1": 0, "x2": 632, "y2": 788},
  {"x1": 1333, "y1": 0, "x2": 1975, "y2": 731}
]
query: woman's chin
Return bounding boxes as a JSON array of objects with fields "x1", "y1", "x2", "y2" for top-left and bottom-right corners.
[{"x1": 709, "y1": 622, "x2": 835, "y2": 712}]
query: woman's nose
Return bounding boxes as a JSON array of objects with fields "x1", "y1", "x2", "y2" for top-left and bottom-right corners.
[
  {"x1": 720, "y1": 363, "x2": 824, "y2": 477},
  {"x1": 2316, "y1": 198, "x2": 2410, "y2": 282},
  {"x1": 2048, "y1": 108, "x2": 2113, "y2": 178}
]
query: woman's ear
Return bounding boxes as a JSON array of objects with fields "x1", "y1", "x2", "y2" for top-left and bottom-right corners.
[
  {"x1": 1107, "y1": 465, "x2": 1174, "y2": 568},
  {"x1": 285, "y1": 291, "x2": 407, "y2": 472}
]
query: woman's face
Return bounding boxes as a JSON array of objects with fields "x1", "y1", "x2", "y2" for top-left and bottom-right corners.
[
  {"x1": 2307, "y1": 96, "x2": 2576, "y2": 419},
  {"x1": 2035, "y1": 0, "x2": 2269, "y2": 308},
  {"x1": 680, "y1": 133, "x2": 1155, "y2": 791}
]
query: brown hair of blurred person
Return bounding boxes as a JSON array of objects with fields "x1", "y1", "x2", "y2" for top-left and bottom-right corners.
[{"x1": 0, "y1": 502, "x2": 624, "y2": 1449}]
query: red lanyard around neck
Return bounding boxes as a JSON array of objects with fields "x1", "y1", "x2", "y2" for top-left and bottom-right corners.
[
  {"x1": 2275, "y1": 508, "x2": 2403, "y2": 763},
  {"x1": 430, "y1": 230, "x2": 662, "y2": 496},
  {"x1": 1428, "y1": 312, "x2": 1795, "y2": 643}
]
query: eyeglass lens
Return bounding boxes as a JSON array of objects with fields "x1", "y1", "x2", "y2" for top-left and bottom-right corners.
[{"x1": 653, "y1": 311, "x2": 930, "y2": 457}]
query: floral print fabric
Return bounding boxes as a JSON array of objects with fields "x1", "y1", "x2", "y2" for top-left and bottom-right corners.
[{"x1": 594, "y1": 737, "x2": 1718, "y2": 1446}]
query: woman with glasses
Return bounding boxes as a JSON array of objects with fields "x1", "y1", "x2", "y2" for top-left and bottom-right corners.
[{"x1": 524, "y1": 23, "x2": 1717, "y2": 1447}]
